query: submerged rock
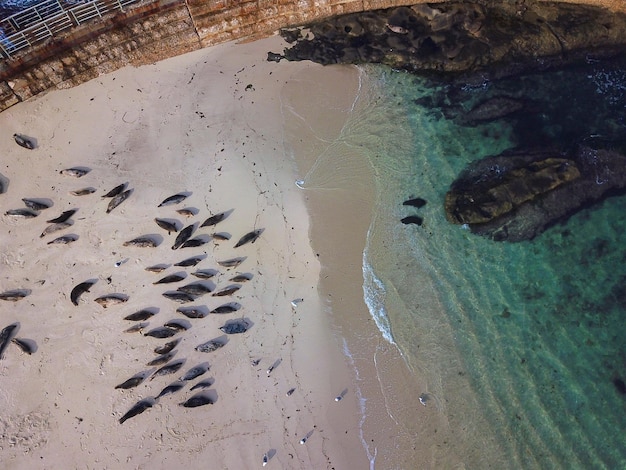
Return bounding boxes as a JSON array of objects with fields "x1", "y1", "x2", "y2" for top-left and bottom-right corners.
[{"x1": 444, "y1": 146, "x2": 626, "y2": 241}]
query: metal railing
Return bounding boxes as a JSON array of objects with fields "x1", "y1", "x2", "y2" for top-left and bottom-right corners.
[{"x1": 0, "y1": 0, "x2": 142, "y2": 59}]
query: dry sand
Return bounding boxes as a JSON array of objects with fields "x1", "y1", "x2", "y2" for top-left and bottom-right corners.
[{"x1": 0, "y1": 36, "x2": 371, "y2": 469}]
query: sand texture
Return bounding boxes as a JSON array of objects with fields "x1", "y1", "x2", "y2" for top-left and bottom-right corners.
[{"x1": 0, "y1": 36, "x2": 368, "y2": 469}]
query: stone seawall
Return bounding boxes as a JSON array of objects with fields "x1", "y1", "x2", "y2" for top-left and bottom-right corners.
[{"x1": 0, "y1": 0, "x2": 625, "y2": 112}]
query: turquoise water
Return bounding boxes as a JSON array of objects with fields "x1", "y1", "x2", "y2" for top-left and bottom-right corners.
[{"x1": 356, "y1": 57, "x2": 626, "y2": 468}]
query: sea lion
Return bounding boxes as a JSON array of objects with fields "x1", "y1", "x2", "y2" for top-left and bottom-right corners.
[
  {"x1": 102, "y1": 182, "x2": 127, "y2": 198},
  {"x1": 180, "y1": 237, "x2": 208, "y2": 249},
  {"x1": 153, "y1": 273, "x2": 186, "y2": 285},
  {"x1": 46, "y1": 209, "x2": 76, "y2": 224},
  {"x1": 5, "y1": 208, "x2": 38, "y2": 218},
  {"x1": 70, "y1": 187, "x2": 96, "y2": 196},
  {"x1": 180, "y1": 363, "x2": 209, "y2": 381},
  {"x1": 200, "y1": 212, "x2": 228, "y2": 227},
  {"x1": 94, "y1": 294, "x2": 128, "y2": 308},
  {"x1": 146, "y1": 351, "x2": 176, "y2": 366},
  {"x1": 176, "y1": 208, "x2": 196, "y2": 217},
  {"x1": 150, "y1": 359, "x2": 185, "y2": 380},
  {"x1": 234, "y1": 229, "x2": 262, "y2": 248},
  {"x1": 106, "y1": 189, "x2": 132, "y2": 214},
  {"x1": 60, "y1": 167, "x2": 90, "y2": 178},
  {"x1": 155, "y1": 218, "x2": 179, "y2": 234},
  {"x1": 189, "y1": 378, "x2": 214, "y2": 391},
  {"x1": 40, "y1": 222, "x2": 72, "y2": 238},
  {"x1": 210, "y1": 303, "x2": 240, "y2": 314},
  {"x1": 47, "y1": 235, "x2": 78, "y2": 245},
  {"x1": 163, "y1": 320, "x2": 189, "y2": 332},
  {"x1": 124, "y1": 322, "x2": 148, "y2": 334},
  {"x1": 156, "y1": 381, "x2": 185, "y2": 399},
  {"x1": 12, "y1": 337, "x2": 36, "y2": 355},
  {"x1": 174, "y1": 256, "x2": 203, "y2": 267},
  {"x1": 212, "y1": 285, "x2": 241, "y2": 297},
  {"x1": 179, "y1": 392, "x2": 214, "y2": 408},
  {"x1": 0, "y1": 323, "x2": 19, "y2": 359},
  {"x1": 229, "y1": 273, "x2": 252, "y2": 283},
  {"x1": 171, "y1": 224, "x2": 195, "y2": 250},
  {"x1": 119, "y1": 397, "x2": 155, "y2": 424},
  {"x1": 211, "y1": 232, "x2": 231, "y2": 241},
  {"x1": 158, "y1": 193, "x2": 189, "y2": 207},
  {"x1": 13, "y1": 133, "x2": 35, "y2": 149},
  {"x1": 22, "y1": 198, "x2": 51, "y2": 211},
  {"x1": 162, "y1": 291, "x2": 196, "y2": 303},
  {"x1": 145, "y1": 264, "x2": 169, "y2": 273},
  {"x1": 70, "y1": 280, "x2": 96, "y2": 306},
  {"x1": 144, "y1": 326, "x2": 179, "y2": 339},
  {"x1": 401, "y1": 215, "x2": 423, "y2": 226},
  {"x1": 115, "y1": 373, "x2": 148, "y2": 390},
  {"x1": 124, "y1": 309, "x2": 157, "y2": 322},
  {"x1": 154, "y1": 339, "x2": 180, "y2": 355},
  {"x1": 403, "y1": 197, "x2": 427, "y2": 208},
  {"x1": 176, "y1": 307, "x2": 208, "y2": 319},
  {"x1": 219, "y1": 318, "x2": 251, "y2": 334},
  {"x1": 176, "y1": 282, "x2": 212, "y2": 296},
  {"x1": 191, "y1": 269, "x2": 218, "y2": 279},
  {"x1": 195, "y1": 339, "x2": 226, "y2": 353},
  {"x1": 0, "y1": 289, "x2": 30, "y2": 302},
  {"x1": 123, "y1": 236, "x2": 158, "y2": 248},
  {"x1": 217, "y1": 257, "x2": 245, "y2": 268}
]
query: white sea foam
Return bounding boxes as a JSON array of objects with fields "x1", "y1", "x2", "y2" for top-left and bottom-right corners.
[
  {"x1": 342, "y1": 338, "x2": 377, "y2": 470},
  {"x1": 362, "y1": 237, "x2": 395, "y2": 345}
]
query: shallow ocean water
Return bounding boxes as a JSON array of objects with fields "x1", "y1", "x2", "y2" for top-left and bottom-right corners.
[{"x1": 352, "y1": 56, "x2": 626, "y2": 467}]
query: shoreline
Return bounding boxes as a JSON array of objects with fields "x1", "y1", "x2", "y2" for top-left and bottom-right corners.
[
  {"x1": 282, "y1": 64, "x2": 431, "y2": 468},
  {"x1": 0, "y1": 36, "x2": 369, "y2": 469}
]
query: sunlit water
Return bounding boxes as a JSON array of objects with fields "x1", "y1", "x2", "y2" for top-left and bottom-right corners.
[{"x1": 289, "y1": 54, "x2": 626, "y2": 467}]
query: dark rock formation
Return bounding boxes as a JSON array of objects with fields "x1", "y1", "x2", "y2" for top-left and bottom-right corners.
[
  {"x1": 274, "y1": 3, "x2": 626, "y2": 78},
  {"x1": 444, "y1": 146, "x2": 626, "y2": 241}
]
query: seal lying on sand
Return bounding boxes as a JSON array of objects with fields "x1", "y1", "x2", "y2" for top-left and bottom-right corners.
[
  {"x1": 106, "y1": 189, "x2": 132, "y2": 214},
  {"x1": 13, "y1": 134, "x2": 35, "y2": 149},
  {"x1": 0, "y1": 289, "x2": 30, "y2": 301},
  {"x1": 60, "y1": 167, "x2": 90, "y2": 178},
  {"x1": 5, "y1": 208, "x2": 38, "y2": 218},
  {"x1": 150, "y1": 359, "x2": 185, "y2": 380},
  {"x1": 47, "y1": 235, "x2": 78, "y2": 245},
  {"x1": 179, "y1": 392, "x2": 215, "y2": 408},
  {"x1": 156, "y1": 381, "x2": 185, "y2": 399},
  {"x1": 158, "y1": 193, "x2": 189, "y2": 207},
  {"x1": 154, "y1": 273, "x2": 186, "y2": 285},
  {"x1": 123, "y1": 236, "x2": 158, "y2": 248},
  {"x1": 119, "y1": 397, "x2": 155, "y2": 424},
  {"x1": 234, "y1": 229, "x2": 262, "y2": 248},
  {"x1": 22, "y1": 198, "x2": 51, "y2": 211},
  {"x1": 102, "y1": 183, "x2": 127, "y2": 198},
  {"x1": 155, "y1": 218, "x2": 179, "y2": 234},
  {"x1": 46, "y1": 209, "x2": 76, "y2": 224},
  {"x1": 195, "y1": 338, "x2": 226, "y2": 353},
  {"x1": 219, "y1": 318, "x2": 251, "y2": 334},
  {"x1": 124, "y1": 309, "x2": 157, "y2": 321},
  {"x1": 40, "y1": 222, "x2": 72, "y2": 238},
  {"x1": 94, "y1": 294, "x2": 128, "y2": 308},
  {"x1": 70, "y1": 187, "x2": 96, "y2": 196},
  {"x1": 172, "y1": 224, "x2": 195, "y2": 250},
  {"x1": 70, "y1": 280, "x2": 96, "y2": 306},
  {"x1": 154, "y1": 339, "x2": 181, "y2": 355},
  {"x1": 201, "y1": 211, "x2": 228, "y2": 227},
  {"x1": 0, "y1": 323, "x2": 19, "y2": 359},
  {"x1": 180, "y1": 363, "x2": 209, "y2": 381}
]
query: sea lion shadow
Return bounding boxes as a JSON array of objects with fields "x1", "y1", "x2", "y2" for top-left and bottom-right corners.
[
  {"x1": 213, "y1": 334, "x2": 229, "y2": 346},
  {"x1": 201, "y1": 389, "x2": 218, "y2": 404},
  {"x1": 267, "y1": 449, "x2": 277, "y2": 461},
  {"x1": 67, "y1": 165, "x2": 91, "y2": 174},
  {"x1": 0, "y1": 172, "x2": 9, "y2": 194},
  {"x1": 14, "y1": 337, "x2": 37, "y2": 354}
]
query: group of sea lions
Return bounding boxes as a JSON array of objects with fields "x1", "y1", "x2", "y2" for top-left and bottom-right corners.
[{"x1": 2, "y1": 133, "x2": 263, "y2": 425}]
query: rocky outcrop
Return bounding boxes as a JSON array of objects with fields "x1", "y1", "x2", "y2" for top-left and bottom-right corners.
[
  {"x1": 274, "y1": 2, "x2": 626, "y2": 78},
  {"x1": 444, "y1": 146, "x2": 626, "y2": 241}
]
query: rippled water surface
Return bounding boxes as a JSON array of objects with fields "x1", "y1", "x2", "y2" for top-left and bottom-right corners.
[{"x1": 354, "y1": 55, "x2": 626, "y2": 468}]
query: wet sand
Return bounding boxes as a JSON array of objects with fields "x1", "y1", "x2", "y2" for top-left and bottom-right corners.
[{"x1": 0, "y1": 36, "x2": 370, "y2": 469}]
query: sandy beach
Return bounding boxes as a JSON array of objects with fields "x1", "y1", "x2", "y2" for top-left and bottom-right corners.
[{"x1": 0, "y1": 36, "x2": 373, "y2": 469}]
